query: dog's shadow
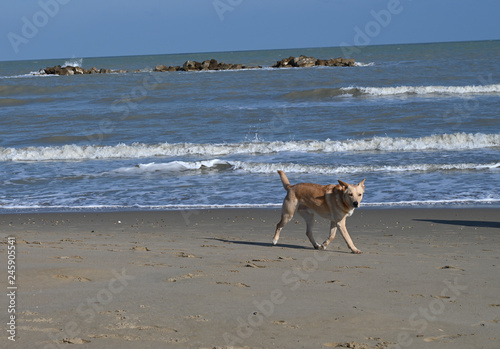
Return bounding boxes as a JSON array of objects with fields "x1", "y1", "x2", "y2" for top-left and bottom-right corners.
[
  {"x1": 414, "y1": 219, "x2": 500, "y2": 229},
  {"x1": 207, "y1": 237, "x2": 351, "y2": 253},
  {"x1": 208, "y1": 237, "x2": 308, "y2": 250}
]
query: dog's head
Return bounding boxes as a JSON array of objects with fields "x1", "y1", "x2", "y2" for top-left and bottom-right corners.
[{"x1": 338, "y1": 179, "x2": 366, "y2": 209}]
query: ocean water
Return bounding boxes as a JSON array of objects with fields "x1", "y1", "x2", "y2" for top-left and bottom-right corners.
[{"x1": 0, "y1": 41, "x2": 499, "y2": 212}]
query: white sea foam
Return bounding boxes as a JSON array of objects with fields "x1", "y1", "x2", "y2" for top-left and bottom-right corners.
[
  {"x1": 345, "y1": 84, "x2": 500, "y2": 96},
  {"x1": 364, "y1": 198, "x2": 500, "y2": 207},
  {"x1": 114, "y1": 159, "x2": 232, "y2": 174},
  {"x1": 1, "y1": 133, "x2": 499, "y2": 162},
  {"x1": 63, "y1": 58, "x2": 83, "y2": 67},
  {"x1": 2, "y1": 198, "x2": 499, "y2": 212},
  {"x1": 354, "y1": 62, "x2": 375, "y2": 67},
  {"x1": 113, "y1": 160, "x2": 500, "y2": 176},
  {"x1": 1, "y1": 71, "x2": 56, "y2": 79}
]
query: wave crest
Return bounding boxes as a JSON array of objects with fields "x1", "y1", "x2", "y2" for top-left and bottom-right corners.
[
  {"x1": 113, "y1": 160, "x2": 500, "y2": 175},
  {"x1": 1, "y1": 133, "x2": 498, "y2": 162},
  {"x1": 354, "y1": 84, "x2": 500, "y2": 96},
  {"x1": 284, "y1": 84, "x2": 500, "y2": 100}
]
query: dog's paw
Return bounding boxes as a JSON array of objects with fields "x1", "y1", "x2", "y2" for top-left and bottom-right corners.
[
  {"x1": 272, "y1": 240, "x2": 278, "y2": 246},
  {"x1": 352, "y1": 249, "x2": 362, "y2": 254},
  {"x1": 315, "y1": 244, "x2": 325, "y2": 250}
]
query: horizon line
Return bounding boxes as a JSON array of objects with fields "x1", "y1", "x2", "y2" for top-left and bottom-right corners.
[{"x1": 1, "y1": 39, "x2": 499, "y2": 63}]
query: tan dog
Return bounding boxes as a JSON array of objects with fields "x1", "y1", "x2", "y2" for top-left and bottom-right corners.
[{"x1": 273, "y1": 170, "x2": 365, "y2": 253}]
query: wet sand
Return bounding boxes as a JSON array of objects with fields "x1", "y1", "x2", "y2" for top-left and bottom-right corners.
[{"x1": 1, "y1": 208, "x2": 499, "y2": 348}]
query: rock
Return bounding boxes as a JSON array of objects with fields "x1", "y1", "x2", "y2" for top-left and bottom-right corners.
[
  {"x1": 327, "y1": 58, "x2": 341, "y2": 66},
  {"x1": 44, "y1": 66, "x2": 57, "y2": 74},
  {"x1": 272, "y1": 55, "x2": 355, "y2": 68},
  {"x1": 183, "y1": 60, "x2": 197, "y2": 71},
  {"x1": 327, "y1": 57, "x2": 356, "y2": 67},
  {"x1": 57, "y1": 67, "x2": 74, "y2": 75},
  {"x1": 272, "y1": 57, "x2": 291, "y2": 68},
  {"x1": 201, "y1": 60, "x2": 211, "y2": 70},
  {"x1": 217, "y1": 62, "x2": 232, "y2": 70},
  {"x1": 292, "y1": 55, "x2": 316, "y2": 67},
  {"x1": 154, "y1": 65, "x2": 169, "y2": 72},
  {"x1": 39, "y1": 64, "x2": 130, "y2": 75},
  {"x1": 38, "y1": 55, "x2": 355, "y2": 76},
  {"x1": 209, "y1": 59, "x2": 218, "y2": 70},
  {"x1": 341, "y1": 58, "x2": 355, "y2": 66}
]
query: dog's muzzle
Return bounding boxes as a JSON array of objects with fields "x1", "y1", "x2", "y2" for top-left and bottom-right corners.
[{"x1": 353, "y1": 201, "x2": 359, "y2": 208}]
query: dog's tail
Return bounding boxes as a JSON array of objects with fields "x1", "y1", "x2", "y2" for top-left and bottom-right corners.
[{"x1": 277, "y1": 170, "x2": 292, "y2": 191}]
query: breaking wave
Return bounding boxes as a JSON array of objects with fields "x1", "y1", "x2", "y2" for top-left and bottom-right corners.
[
  {"x1": 353, "y1": 84, "x2": 500, "y2": 96},
  {"x1": 284, "y1": 84, "x2": 500, "y2": 99},
  {"x1": 1, "y1": 133, "x2": 499, "y2": 162},
  {"x1": 113, "y1": 160, "x2": 500, "y2": 175},
  {"x1": 63, "y1": 58, "x2": 83, "y2": 68}
]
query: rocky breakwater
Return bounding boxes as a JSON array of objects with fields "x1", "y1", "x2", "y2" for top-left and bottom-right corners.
[
  {"x1": 153, "y1": 59, "x2": 261, "y2": 72},
  {"x1": 41, "y1": 65, "x2": 127, "y2": 75},
  {"x1": 38, "y1": 56, "x2": 355, "y2": 76},
  {"x1": 272, "y1": 55, "x2": 355, "y2": 68}
]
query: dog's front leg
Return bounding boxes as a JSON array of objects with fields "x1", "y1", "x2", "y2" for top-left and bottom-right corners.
[
  {"x1": 337, "y1": 219, "x2": 362, "y2": 254},
  {"x1": 320, "y1": 221, "x2": 337, "y2": 249}
]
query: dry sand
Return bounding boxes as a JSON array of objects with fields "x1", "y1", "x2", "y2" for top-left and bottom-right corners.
[{"x1": 1, "y1": 207, "x2": 499, "y2": 348}]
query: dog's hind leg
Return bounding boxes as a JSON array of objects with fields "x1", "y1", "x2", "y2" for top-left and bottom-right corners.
[
  {"x1": 321, "y1": 221, "x2": 338, "y2": 249},
  {"x1": 298, "y1": 206, "x2": 321, "y2": 249},
  {"x1": 273, "y1": 195, "x2": 297, "y2": 245}
]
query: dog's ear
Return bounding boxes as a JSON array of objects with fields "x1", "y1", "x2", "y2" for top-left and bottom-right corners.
[
  {"x1": 358, "y1": 179, "x2": 366, "y2": 189},
  {"x1": 338, "y1": 180, "x2": 349, "y2": 189}
]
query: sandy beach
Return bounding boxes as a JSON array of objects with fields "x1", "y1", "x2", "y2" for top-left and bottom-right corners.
[{"x1": 1, "y1": 207, "x2": 499, "y2": 348}]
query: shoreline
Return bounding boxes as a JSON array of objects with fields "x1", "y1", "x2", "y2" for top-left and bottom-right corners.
[
  {"x1": 1, "y1": 207, "x2": 499, "y2": 348},
  {"x1": 1, "y1": 202, "x2": 499, "y2": 216}
]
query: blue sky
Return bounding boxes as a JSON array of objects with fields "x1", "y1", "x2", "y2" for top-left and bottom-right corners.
[{"x1": 1, "y1": 0, "x2": 499, "y2": 61}]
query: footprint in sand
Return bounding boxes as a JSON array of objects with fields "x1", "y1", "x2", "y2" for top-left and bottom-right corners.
[
  {"x1": 167, "y1": 272, "x2": 203, "y2": 282},
  {"x1": 244, "y1": 261, "x2": 265, "y2": 268},
  {"x1": 326, "y1": 280, "x2": 348, "y2": 287},
  {"x1": 63, "y1": 338, "x2": 91, "y2": 344},
  {"x1": 131, "y1": 246, "x2": 150, "y2": 251},
  {"x1": 272, "y1": 320, "x2": 298, "y2": 329},
  {"x1": 185, "y1": 314, "x2": 209, "y2": 322},
  {"x1": 323, "y1": 342, "x2": 369, "y2": 348},
  {"x1": 177, "y1": 252, "x2": 198, "y2": 258},
  {"x1": 54, "y1": 255, "x2": 83, "y2": 261},
  {"x1": 53, "y1": 275, "x2": 91, "y2": 282},
  {"x1": 424, "y1": 334, "x2": 462, "y2": 342},
  {"x1": 437, "y1": 265, "x2": 465, "y2": 271},
  {"x1": 215, "y1": 281, "x2": 250, "y2": 288}
]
